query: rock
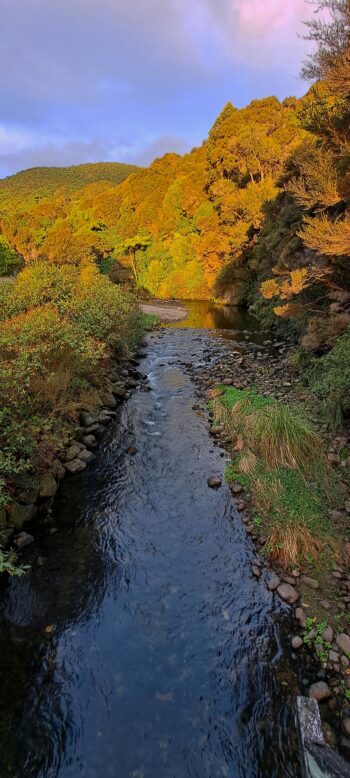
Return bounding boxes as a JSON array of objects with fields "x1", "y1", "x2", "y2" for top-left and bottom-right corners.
[
  {"x1": 345, "y1": 500, "x2": 350, "y2": 514},
  {"x1": 267, "y1": 574, "x2": 281, "y2": 591},
  {"x1": 111, "y1": 385, "x2": 127, "y2": 398},
  {"x1": 65, "y1": 444, "x2": 82, "y2": 462},
  {"x1": 337, "y1": 633, "x2": 350, "y2": 655},
  {"x1": 322, "y1": 626, "x2": 334, "y2": 643},
  {"x1": 104, "y1": 394, "x2": 117, "y2": 409},
  {"x1": 51, "y1": 459, "x2": 66, "y2": 479},
  {"x1": 329, "y1": 509, "x2": 344, "y2": 521},
  {"x1": 38, "y1": 473, "x2": 58, "y2": 499},
  {"x1": 300, "y1": 575, "x2": 320, "y2": 590},
  {"x1": 80, "y1": 411, "x2": 95, "y2": 426},
  {"x1": 282, "y1": 575, "x2": 297, "y2": 585},
  {"x1": 329, "y1": 650, "x2": 340, "y2": 663},
  {"x1": 320, "y1": 600, "x2": 331, "y2": 610},
  {"x1": 231, "y1": 483, "x2": 243, "y2": 495},
  {"x1": 277, "y1": 583, "x2": 299, "y2": 604},
  {"x1": 128, "y1": 446, "x2": 138, "y2": 456},
  {"x1": 341, "y1": 655, "x2": 350, "y2": 668},
  {"x1": 14, "y1": 531, "x2": 34, "y2": 549},
  {"x1": 328, "y1": 453, "x2": 340, "y2": 465},
  {"x1": 79, "y1": 449, "x2": 95, "y2": 464},
  {"x1": 292, "y1": 636, "x2": 303, "y2": 650},
  {"x1": 332, "y1": 570, "x2": 343, "y2": 579},
  {"x1": 252, "y1": 565, "x2": 261, "y2": 578},
  {"x1": 309, "y1": 681, "x2": 332, "y2": 702},
  {"x1": 342, "y1": 718, "x2": 350, "y2": 737},
  {"x1": 7, "y1": 503, "x2": 36, "y2": 530},
  {"x1": 207, "y1": 476, "x2": 222, "y2": 489},
  {"x1": 323, "y1": 722, "x2": 337, "y2": 747},
  {"x1": 263, "y1": 340, "x2": 273, "y2": 347},
  {"x1": 82, "y1": 434, "x2": 97, "y2": 449},
  {"x1": 64, "y1": 458, "x2": 86, "y2": 474},
  {"x1": 237, "y1": 501, "x2": 246, "y2": 511},
  {"x1": 222, "y1": 378, "x2": 232, "y2": 386}
]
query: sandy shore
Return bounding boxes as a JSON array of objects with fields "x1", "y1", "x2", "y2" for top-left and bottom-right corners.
[{"x1": 140, "y1": 301, "x2": 188, "y2": 322}]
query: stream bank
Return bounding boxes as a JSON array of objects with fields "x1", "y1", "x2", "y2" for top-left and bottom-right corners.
[{"x1": 0, "y1": 315, "x2": 306, "y2": 778}]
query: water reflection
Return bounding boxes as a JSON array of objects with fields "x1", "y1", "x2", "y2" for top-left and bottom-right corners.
[
  {"x1": 166, "y1": 300, "x2": 257, "y2": 331},
  {"x1": 0, "y1": 328, "x2": 301, "y2": 778}
]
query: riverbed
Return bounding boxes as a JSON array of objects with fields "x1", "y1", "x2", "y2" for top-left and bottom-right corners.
[{"x1": 0, "y1": 304, "x2": 302, "y2": 777}]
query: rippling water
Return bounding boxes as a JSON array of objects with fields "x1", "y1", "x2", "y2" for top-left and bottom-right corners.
[{"x1": 0, "y1": 310, "x2": 301, "y2": 777}]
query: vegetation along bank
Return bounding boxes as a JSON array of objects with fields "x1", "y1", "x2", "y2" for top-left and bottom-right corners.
[{"x1": 0, "y1": 0, "x2": 349, "y2": 755}]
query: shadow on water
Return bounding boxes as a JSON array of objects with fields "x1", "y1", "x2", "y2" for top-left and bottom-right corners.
[{"x1": 0, "y1": 322, "x2": 302, "y2": 777}]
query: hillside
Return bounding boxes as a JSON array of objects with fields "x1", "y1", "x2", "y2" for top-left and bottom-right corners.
[{"x1": 0, "y1": 161, "x2": 140, "y2": 209}]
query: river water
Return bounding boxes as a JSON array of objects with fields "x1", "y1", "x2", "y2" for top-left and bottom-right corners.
[{"x1": 0, "y1": 303, "x2": 302, "y2": 778}]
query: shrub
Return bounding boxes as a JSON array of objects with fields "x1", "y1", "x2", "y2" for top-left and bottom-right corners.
[{"x1": 308, "y1": 325, "x2": 350, "y2": 426}]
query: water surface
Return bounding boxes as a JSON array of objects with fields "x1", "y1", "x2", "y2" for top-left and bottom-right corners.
[{"x1": 0, "y1": 315, "x2": 301, "y2": 777}]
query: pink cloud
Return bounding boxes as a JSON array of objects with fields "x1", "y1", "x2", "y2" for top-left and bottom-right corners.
[{"x1": 235, "y1": 0, "x2": 311, "y2": 35}]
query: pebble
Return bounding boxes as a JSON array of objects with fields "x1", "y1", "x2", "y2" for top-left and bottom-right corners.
[
  {"x1": 237, "y1": 501, "x2": 246, "y2": 511},
  {"x1": 231, "y1": 483, "x2": 243, "y2": 495},
  {"x1": 252, "y1": 565, "x2": 261, "y2": 578},
  {"x1": 277, "y1": 583, "x2": 299, "y2": 604},
  {"x1": 308, "y1": 681, "x2": 332, "y2": 701},
  {"x1": 343, "y1": 718, "x2": 350, "y2": 737}
]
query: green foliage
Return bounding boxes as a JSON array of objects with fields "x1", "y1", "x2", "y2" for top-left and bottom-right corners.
[
  {"x1": 0, "y1": 260, "x2": 150, "y2": 506},
  {"x1": 0, "y1": 237, "x2": 23, "y2": 276},
  {"x1": 308, "y1": 325, "x2": 350, "y2": 425},
  {"x1": 216, "y1": 386, "x2": 341, "y2": 565},
  {"x1": 0, "y1": 548, "x2": 29, "y2": 577}
]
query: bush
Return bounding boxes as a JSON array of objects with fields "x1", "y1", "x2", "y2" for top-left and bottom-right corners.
[
  {"x1": 308, "y1": 325, "x2": 350, "y2": 426},
  {"x1": 0, "y1": 260, "x2": 150, "y2": 508}
]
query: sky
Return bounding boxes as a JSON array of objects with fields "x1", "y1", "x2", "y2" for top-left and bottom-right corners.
[{"x1": 0, "y1": 0, "x2": 315, "y2": 178}]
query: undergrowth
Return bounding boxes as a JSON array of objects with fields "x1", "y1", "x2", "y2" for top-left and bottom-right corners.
[{"x1": 213, "y1": 386, "x2": 343, "y2": 566}]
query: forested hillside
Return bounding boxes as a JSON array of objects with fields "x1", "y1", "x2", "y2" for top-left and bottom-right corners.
[{"x1": 0, "y1": 0, "x2": 349, "y2": 417}]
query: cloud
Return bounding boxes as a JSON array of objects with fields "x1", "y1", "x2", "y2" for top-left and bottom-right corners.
[{"x1": 0, "y1": 0, "x2": 313, "y2": 176}]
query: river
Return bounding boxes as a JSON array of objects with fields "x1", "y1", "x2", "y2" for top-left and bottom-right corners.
[{"x1": 0, "y1": 303, "x2": 302, "y2": 777}]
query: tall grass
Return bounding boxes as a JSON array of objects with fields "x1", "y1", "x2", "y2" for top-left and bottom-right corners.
[{"x1": 214, "y1": 387, "x2": 342, "y2": 566}]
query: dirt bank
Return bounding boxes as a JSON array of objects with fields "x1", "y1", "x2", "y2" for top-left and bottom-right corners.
[{"x1": 140, "y1": 301, "x2": 187, "y2": 322}]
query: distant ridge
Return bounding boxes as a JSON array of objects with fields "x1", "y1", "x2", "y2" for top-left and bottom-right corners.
[{"x1": 0, "y1": 161, "x2": 140, "y2": 204}]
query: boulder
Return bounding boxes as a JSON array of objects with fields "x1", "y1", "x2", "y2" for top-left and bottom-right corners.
[
  {"x1": 38, "y1": 473, "x2": 58, "y2": 499},
  {"x1": 65, "y1": 444, "x2": 82, "y2": 462},
  {"x1": 337, "y1": 633, "x2": 350, "y2": 655},
  {"x1": 80, "y1": 411, "x2": 95, "y2": 426},
  {"x1": 308, "y1": 681, "x2": 332, "y2": 702},
  {"x1": 83, "y1": 434, "x2": 97, "y2": 449},
  {"x1": 277, "y1": 582, "x2": 299, "y2": 604},
  {"x1": 79, "y1": 449, "x2": 95, "y2": 464},
  {"x1": 207, "y1": 476, "x2": 222, "y2": 489},
  {"x1": 300, "y1": 576, "x2": 320, "y2": 590},
  {"x1": 267, "y1": 574, "x2": 281, "y2": 591},
  {"x1": 292, "y1": 636, "x2": 303, "y2": 650},
  {"x1": 14, "y1": 531, "x2": 34, "y2": 550},
  {"x1": 322, "y1": 625, "x2": 334, "y2": 644},
  {"x1": 64, "y1": 459, "x2": 86, "y2": 474}
]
